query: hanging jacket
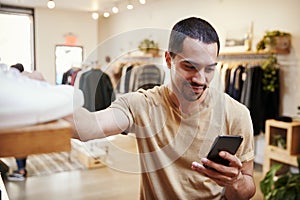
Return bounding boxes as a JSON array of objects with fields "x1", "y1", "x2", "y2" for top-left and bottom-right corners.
[{"x1": 79, "y1": 69, "x2": 115, "y2": 111}]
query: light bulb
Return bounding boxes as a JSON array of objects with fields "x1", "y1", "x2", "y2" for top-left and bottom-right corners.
[
  {"x1": 139, "y1": 0, "x2": 146, "y2": 4},
  {"x1": 112, "y1": 6, "x2": 119, "y2": 13},
  {"x1": 47, "y1": 0, "x2": 55, "y2": 9},
  {"x1": 92, "y1": 12, "x2": 99, "y2": 20},
  {"x1": 103, "y1": 12, "x2": 110, "y2": 18},
  {"x1": 127, "y1": 4, "x2": 133, "y2": 10}
]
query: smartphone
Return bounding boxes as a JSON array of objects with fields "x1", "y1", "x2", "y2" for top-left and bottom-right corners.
[{"x1": 205, "y1": 135, "x2": 243, "y2": 167}]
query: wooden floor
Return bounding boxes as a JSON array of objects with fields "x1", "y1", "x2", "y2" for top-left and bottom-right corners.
[{"x1": 3, "y1": 135, "x2": 264, "y2": 200}]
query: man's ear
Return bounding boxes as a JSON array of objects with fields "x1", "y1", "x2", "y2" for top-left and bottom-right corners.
[{"x1": 165, "y1": 51, "x2": 172, "y2": 69}]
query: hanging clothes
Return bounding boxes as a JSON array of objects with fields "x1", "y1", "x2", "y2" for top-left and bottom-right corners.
[
  {"x1": 124, "y1": 65, "x2": 134, "y2": 93},
  {"x1": 242, "y1": 65, "x2": 280, "y2": 135},
  {"x1": 246, "y1": 66, "x2": 265, "y2": 136},
  {"x1": 116, "y1": 64, "x2": 134, "y2": 93},
  {"x1": 240, "y1": 67, "x2": 254, "y2": 108},
  {"x1": 261, "y1": 68, "x2": 280, "y2": 132},
  {"x1": 219, "y1": 61, "x2": 280, "y2": 135},
  {"x1": 79, "y1": 68, "x2": 115, "y2": 111},
  {"x1": 70, "y1": 69, "x2": 81, "y2": 86},
  {"x1": 227, "y1": 65, "x2": 245, "y2": 101},
  {"x1": 117, "y1": 63, "x2": 165, "y2": 93},
  {"x1": 61, "y1": 67, "x2": 81, "y2": 85},
  {"x1": 131, "y1": 64, "x2": 165, "y2": 91}
]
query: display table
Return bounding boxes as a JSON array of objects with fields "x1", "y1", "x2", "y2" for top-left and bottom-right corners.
[{"x1": 0, "y1": 119, "x2": 72, "y2": 158}]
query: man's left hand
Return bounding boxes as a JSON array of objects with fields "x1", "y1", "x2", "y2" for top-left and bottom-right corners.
[{"x1": 191, "y1": 151, "x2": 243, "y2": 186}]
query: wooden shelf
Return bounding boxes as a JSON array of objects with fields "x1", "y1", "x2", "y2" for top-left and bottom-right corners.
[
  {"x1": 263, "y1": 119, "x2": 300, "y2": 175},
  {"x1": 220, "y1": 51, "x2": 269, "y2": 56},
  {"x1": 218, "y1": 50, "x2": 290, "y2": 61},
  {"x1": 218, "y1": 51, "x2": 273, "y2": 61}
]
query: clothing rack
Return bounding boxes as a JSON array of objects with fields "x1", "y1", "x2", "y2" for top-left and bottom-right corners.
[
  {"x1": 217, "y1": 52, "x2": 281, "y2": 136},
  {"x1": 217, "y1": 52, "x2": 284, "y2": 71}
]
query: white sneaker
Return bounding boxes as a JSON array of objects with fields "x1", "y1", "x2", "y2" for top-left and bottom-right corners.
[{"x1": 7, "y1": 170, "x2": 27, "y2": 182}]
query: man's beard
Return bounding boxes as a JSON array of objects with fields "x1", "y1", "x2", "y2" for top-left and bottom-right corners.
[{"x1": 182, "y1": 81, "x2": 208, "y2": 102}]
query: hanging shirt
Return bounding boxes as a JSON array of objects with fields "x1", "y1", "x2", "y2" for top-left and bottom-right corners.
[{"x1": 79, "y1": 69, "x2": 115, "y2": 111}]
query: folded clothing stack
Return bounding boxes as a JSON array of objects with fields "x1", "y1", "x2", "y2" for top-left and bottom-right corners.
[{"x1": 0, "y1": 67, "x2": 84, "y2": 129}]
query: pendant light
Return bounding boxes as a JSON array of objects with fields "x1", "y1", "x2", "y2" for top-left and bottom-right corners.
[
  {"x1": 103, "y1": 12, "x2": 110, "y2": 18},
  {"x1": 92, "y1": 12, "x2": 99, "y2": 20},
  {"x1": 112, "y1": 6, "x2": 119, "y2": 14},
  {"x1": 139, "y1": 0, "x2": 146, "y2": 4},
  {"x1": 127, "y1": 1, "x2": 133, "y2": 10},
  {"x1": 47, "y1": 0, "x2": 55, "y2": 9}
]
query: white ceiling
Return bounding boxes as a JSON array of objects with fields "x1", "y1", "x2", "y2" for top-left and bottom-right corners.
[{"x1": 0, "y1": 0, "x2": 149, "y2": 14}]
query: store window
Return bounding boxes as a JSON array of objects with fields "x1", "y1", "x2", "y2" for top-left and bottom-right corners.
[
  {"x1": 55, "y1": 45, "x2": 83, "y2": 85},
  {"x1": 0, "y1": 5, "x2": 35, "y2": 71}
]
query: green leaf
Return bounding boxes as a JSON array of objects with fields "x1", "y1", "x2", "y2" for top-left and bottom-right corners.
[
  {"x1": 261, "y1": 157, "x2": 300, "y2": 199},
  {"x1": 274, "y1": 174, "x2": 289, "y2": 188},
  {"x1": 260, "y1": 164, "x2": 282, "y2": 195},
  {"x1": 285, "y1": 187, "x2": 297, "y2": 200},
  {"x1": 274, "y1": 188, "x2": 285, "y2": 200}
]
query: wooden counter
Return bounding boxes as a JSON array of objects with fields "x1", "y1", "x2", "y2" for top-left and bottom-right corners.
[{"x1": 0, "y1": 119, "x2": 72, "y2": 158}]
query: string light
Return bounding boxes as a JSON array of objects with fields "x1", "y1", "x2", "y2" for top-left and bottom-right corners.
[
  {"x1": 103, "y1": 12, "x2": 110, "y2": 18},
  {"x1": 91, "y1": 0, "x2": 147, "y2": 18},
  {"x1": 139, "y1": 0, "x2": 146, "y2": 4},
  {"x1": 92, "y1": 12, "x2": 99, "y2": 20},
  {"x1": 112, "y1": 6, "x2": 119, "y2": 14},
  {"x1": 127, "y1": 3, "x2": 133, "y2": 10}
]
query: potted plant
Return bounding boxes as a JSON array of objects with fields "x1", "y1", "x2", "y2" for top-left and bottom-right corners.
[
  {"x1": 260, "y1": 157, "x2": 300, "y2": 200},
  {"x1": 256, "y1": 30, "x2": 291, "y2": 54},
  {"x1": 138, "y1": 38, "x2": 160, "y2": 56},
  {"x1": 272, "y1": 134, "x2": 286, "y2": 149}
]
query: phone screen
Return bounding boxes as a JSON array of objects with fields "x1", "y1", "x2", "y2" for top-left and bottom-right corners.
[{"x1": 206, "y1": 135, "x2": 243, "y2": 167}]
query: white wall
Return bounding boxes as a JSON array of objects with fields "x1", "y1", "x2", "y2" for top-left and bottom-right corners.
[
  {"x1": 98, "y1": 0, "x2": 300, "y2": 117},
  {"x1": 35, "y1": 8, "x2": 98, "y2": 84}
]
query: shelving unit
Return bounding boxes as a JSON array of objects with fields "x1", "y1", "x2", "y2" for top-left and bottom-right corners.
[
  {"x1": 218, "y1": 51, "x2": 291, "y2": 67},
  {"x1": 218, "y1": 51, "x2": 272, "y2": 61},
  {"x1": 263, "y1": 119, "x2": 300, "y2": 175}
]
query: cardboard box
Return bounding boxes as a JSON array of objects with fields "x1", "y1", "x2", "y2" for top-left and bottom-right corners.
[{"x1": 71, "y1": 139, "x2": 108, "y2": 169}]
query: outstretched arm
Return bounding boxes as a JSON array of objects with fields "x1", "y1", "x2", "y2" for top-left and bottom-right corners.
[
  {"x1": 64, "y1": 107, "x2": 130, "y2": 141},
  {"x1": 20, "y1": 70, "x2": 127, "y2": 141}
]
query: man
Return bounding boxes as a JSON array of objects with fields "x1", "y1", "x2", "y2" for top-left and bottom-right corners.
[{"x1": 69, "y1": 17, "x2": 255, "y2": 199}]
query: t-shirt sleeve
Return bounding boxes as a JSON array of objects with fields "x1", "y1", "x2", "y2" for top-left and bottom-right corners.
[
  {"x1": 109, "y1": 93, "x2": 136, "y2": 129},
  {"x1": 226, "y1": 97, "x2": 255, "y2": 163},
  {"x1": 238, "y1": 107, "x2": 255, "y2": 162}
]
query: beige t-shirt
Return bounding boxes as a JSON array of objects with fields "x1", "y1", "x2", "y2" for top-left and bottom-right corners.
[{"x1": 110, "y1": 85, "x2": 254, "y2": 200}]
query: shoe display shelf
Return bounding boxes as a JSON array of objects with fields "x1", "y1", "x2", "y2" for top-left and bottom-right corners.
[{"x1": 263, "y1": 119, "x2": 300, "y2": 175}]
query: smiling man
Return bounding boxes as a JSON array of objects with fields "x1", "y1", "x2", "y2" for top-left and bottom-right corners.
[{"x1": 69, "y1": 17, "x2": 256, "y2": 199}]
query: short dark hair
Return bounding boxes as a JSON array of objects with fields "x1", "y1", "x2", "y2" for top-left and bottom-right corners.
[
  {"x1": 168, "y1": 17, "x2": 220, "y2": 57},
  {"x1": 11, "y1": 63, "x2": 24, "y2": 72}
]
